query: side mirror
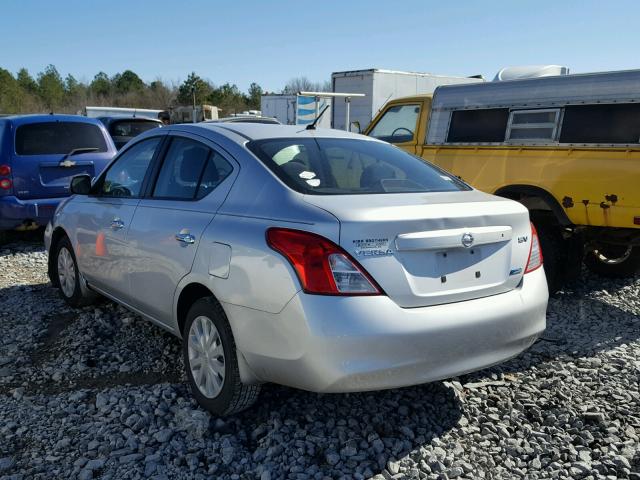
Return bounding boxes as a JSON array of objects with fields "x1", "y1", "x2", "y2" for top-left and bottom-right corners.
[
  {"x1": 349, "y1": 121, "x2": 361, "y2": 134},
  {"x1": 70, "y1": 174, "x2": 91, "y2": 195}
]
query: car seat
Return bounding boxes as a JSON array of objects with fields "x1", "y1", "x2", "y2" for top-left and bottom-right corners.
[{"x1": 360, "y1": 162, "x2": 396, "y2": 191}]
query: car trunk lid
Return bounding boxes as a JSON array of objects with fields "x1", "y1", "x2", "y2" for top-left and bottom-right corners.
[{"x1": 304, "y1": 190, "x2": 532, "y2": 307}]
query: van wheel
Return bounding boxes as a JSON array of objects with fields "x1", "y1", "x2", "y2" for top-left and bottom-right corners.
[
  {"x1": 584, "y1": 244, "x2": 640, "y2": 278},
  {"x1": 182, "y1": 297, "x2": 261, "y2": 416},
  {"x1": 53, "y1": 236, "x2": 98, "y2": 307},
  {"x1": 531, "y1": 217, "x2": 567, "y2": 294}
]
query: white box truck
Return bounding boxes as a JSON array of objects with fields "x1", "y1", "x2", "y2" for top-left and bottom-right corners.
[
  {"x1": 261, "y1": 94, "x2": 332, "y2": 128},
  {"x1": 331, "y1": 69, "x2": 483, "y2": 131}
]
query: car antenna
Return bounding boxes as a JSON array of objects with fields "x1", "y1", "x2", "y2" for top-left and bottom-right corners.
[{"x1": 306, "y1": 105, "x2": 330, "y2": 130}]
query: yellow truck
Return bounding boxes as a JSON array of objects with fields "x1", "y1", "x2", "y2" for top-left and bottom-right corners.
[{"x1": 365, "y1": 70, "x2": 640, "y2": 291}]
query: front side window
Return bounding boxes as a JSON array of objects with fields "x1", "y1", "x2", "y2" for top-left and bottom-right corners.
[
  {"x1": 100, "y1": 137, "x2": 160, "y2": 198},
  {"x1": 506, "y1": 109, "x2": 560, "y2": 142},
  {"x1": 368, "y1": 104, "x2": 420, "y2": 143},
  {"x1": 152, "y1": 137, "x2": 233, "y2": 200},
  {"x1": 248, "y1": 138, "x2": 468, "y2": 195},
  {"x1": 15, "y1": 122, "x2": 108, "y2": 155}
]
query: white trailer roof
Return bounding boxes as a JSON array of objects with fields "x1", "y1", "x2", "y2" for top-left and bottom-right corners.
[
  {"x1": 431, "y1": 69, "x2": 640, "y2": 111},
  {"x1": 332, "y1": 68, "x2": 478, "y2": 79}
]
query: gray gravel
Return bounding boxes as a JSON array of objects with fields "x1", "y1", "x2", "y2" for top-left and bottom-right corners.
[{"x1": 0, "y1": 239, "x2": 638, "y2": 479}]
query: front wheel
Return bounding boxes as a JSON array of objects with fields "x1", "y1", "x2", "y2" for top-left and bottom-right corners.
[
  {"x1": 584, "y1": 244, "x2": 640, "y2": 278},
  {"x1": 53, "y1": 236, "x2": 98, "y2": 307},
  {"x1": 182, "y1": 298, "x2": 261, "y2": 416}
]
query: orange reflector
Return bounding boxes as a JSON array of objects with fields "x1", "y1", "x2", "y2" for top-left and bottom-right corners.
[{"x1": 95, "y1": 232, "x2": 107, "y2": 256}]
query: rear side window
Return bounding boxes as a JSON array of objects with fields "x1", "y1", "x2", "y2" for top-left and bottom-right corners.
[
  {"x1": 368, "y1": 104, "x2": 420, "y2": 143},
  {"x1": 560, "y1": 104, "x2": 640, "y2": 144},
  {"x1": 446, "y1": 109, "x2": 509, "y2": 143},
  {"x1": 248, "y1": 138, "x2": 468, "y2": 195},
  {"x1": 15, "y1": 122, "x2": 108, "y2": 155},
  {"x1": 506, "y1": 109, "x2": 560, "y2": 142},
  {"x1": 152, "y1": 137, "x2": 232, "y2": 200}
]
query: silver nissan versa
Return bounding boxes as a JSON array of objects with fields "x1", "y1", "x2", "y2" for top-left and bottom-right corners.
[{"x1": 45, "y1": 123, "x2": 548, "y2": 415}]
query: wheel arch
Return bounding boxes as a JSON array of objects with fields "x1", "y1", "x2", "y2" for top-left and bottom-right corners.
[
  {"x1": 494, "y1": 184, "x2": 572, "y2": 227},
  {"x1": 176, "y1": 282, "x2": 215, "y2": 337},
  {"x1": 174, "y1": 280, "x2": 261, "y2": 385}
]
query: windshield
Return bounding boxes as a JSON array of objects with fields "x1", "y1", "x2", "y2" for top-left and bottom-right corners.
[
  {"x1": 15, "y1": 122, "x2": 108, "y2": 155},
  {"x1": 248, "y1": 137, "x2": 468, "y2": 195},
  {"x1": 368, "y1": 104, "x2": 420, "y2": 143},
  {"x1": 109, "y1": 120, "x2": 161, "y2": 138}
]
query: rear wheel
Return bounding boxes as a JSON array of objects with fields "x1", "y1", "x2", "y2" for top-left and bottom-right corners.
[
  {"x1": 584, "y1": 244, "x2": 640, "y2": 278},
  {"x1": 182, "y1": 297, "x2": 261, "y2": 416},
  {"x1": 53, "y1": 236, "x2": 98, "y2": 307},
  {"x1": 531, "y1": 216, "x2": 568, "y2": 293}
]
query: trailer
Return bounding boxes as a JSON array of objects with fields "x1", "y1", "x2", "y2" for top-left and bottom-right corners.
[
  {"x1": 261, "y1": 95, "x2": 296, "y2": 125},
  {"x1": 331, "y1": 69, "x2": 483, "y2": 131},
  {"x1": 85, "y1": 106, "x2": 163, "y2": 120},
  {"x1": 170, "y1": 105, "x2": 220, "y2": 123}
]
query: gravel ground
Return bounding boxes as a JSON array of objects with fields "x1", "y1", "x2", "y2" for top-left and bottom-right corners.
[{"x1": 0, "y1": 238, "x2": 638, "y2": 480}]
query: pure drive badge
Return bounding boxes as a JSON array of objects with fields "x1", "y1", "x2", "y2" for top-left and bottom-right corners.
[{"x1": 353, "y1": 238, "x2": 392, "y2": 257}]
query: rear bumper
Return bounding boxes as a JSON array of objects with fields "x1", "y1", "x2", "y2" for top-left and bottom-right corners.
[
  {"x1": 0, "y1": 196, "x2": 61, "y2": 230},
  {"x1": 227, "y1": 267, "x2": 548, "y2": 392}
]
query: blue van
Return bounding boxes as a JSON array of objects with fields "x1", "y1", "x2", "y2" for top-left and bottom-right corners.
[{"x1": 0, "y1": 115, "x2": 116, "y2": 236}]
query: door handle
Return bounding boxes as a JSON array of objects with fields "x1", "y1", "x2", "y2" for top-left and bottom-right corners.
[
  {"x1": 175, "y1": 232, "x2": 196, "y2": 244},
  {"x1": 111, "y1": 218, "x2": 125, "y2": 230}
]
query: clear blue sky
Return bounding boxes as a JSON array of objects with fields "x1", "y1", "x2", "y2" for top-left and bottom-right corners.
[{"x1": 4, "y1": 0, "x2": 640, "y2": 92}]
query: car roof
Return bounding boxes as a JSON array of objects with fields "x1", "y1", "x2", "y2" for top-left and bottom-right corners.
[
  {"x1": 177, "y1": 122, "x2": 375, "y2": 143},
  {"x1": 99, "y1": 116, "x2": 163, "y2": 123},
  {"x1": 0, "y1": 114, "x2": 105, "y2": 127},
  {"x1": 207, "y1": 116, "x2": 280, "y2": 124}
]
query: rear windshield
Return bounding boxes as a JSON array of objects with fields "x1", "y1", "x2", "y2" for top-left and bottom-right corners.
[
  {"x1": 248, "y1": 137, "x2": 468, "y2": 195},
  {"x1": 109, "y1": 120, "x2": 160, "y2": 138},
  {"x1": 15, "y1": 122, "x2": 108, "y2": 155}
]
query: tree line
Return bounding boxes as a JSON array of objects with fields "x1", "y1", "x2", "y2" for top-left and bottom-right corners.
[{"x1": 0, "y1": 65, "x2": 330, "y2": 116}]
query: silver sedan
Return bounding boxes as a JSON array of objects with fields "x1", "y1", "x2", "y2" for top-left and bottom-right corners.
[{"x1": 45, "y1": 123, "x2": 547, "y2": 415}]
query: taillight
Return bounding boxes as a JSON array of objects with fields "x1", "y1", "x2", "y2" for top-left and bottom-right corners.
[
  {"x1": 266, "y1": 228, "x2": 383, "y2": 296},
  {"x1": 525, "y1": 222, "x2": 543, "y2": 273},
  {"x1": 0, "y1": 165, "x2": 10, "y2": 176},
  {"x1": 0, "y1": 178, "x2": 12, "y2": 190}
]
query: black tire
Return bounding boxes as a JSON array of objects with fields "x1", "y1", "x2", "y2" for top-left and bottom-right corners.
[
  {"x1": 0, "y1": 230, "x2": 7, "y2": 246},
  {"x1": 532, "y1": 219, "x2": 567, "y2": 294},
  {"x1": 182, "y1": 297, "x2": 261, "y2": 416},
  {"x1": 52, "y1": 236, "x2": 98, "y2": 307},
  {"x1": 584, "y1": 244, "x2": 640, "y2": 278}
]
